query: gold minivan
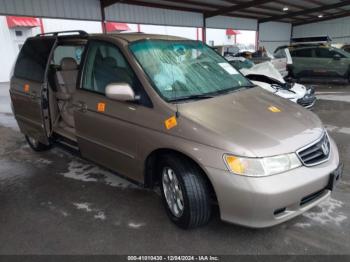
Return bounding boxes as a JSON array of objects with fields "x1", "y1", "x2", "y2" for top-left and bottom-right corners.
[{"x1": 10, "y1": 31, "x2": 343, "y2": 229}]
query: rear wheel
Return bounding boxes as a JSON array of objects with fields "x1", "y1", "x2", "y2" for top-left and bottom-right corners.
[
  {"x1": 25, "y1": 135, "x2": 51, "y2": 152},
  {"x1": 158, "y1": 154, "x2": 212, "y2": 229}
]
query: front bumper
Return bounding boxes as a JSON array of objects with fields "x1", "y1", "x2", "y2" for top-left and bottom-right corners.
[
  {"x1": 205, "y1": 139, "x2": 341, "y2": 228},
  {"x1": 297, "y1": 87, "x2": 316, "y2": 109}
]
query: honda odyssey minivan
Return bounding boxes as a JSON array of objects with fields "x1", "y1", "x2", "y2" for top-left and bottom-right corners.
[{"x1": 10, "y1": 31, "x2": 342, "y2": 229}]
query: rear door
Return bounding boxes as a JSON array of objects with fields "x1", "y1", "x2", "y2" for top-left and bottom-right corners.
[
  {"x1": 10, "y1": 37, "x2": 56, "y2": 144},
  {"x1": 290, "y1": 47, "x2": 315, "y2": 77},
  {"x1": 313, "y1": 47, "x2": 348, "y2": 77}
]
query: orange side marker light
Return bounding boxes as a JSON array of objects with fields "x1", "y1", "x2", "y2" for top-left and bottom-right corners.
[
  {"x1": 24, "y1": 84, "x2": 30, "y2": 93},
  {"x1": 97, "y1": 102, "x2": 106, "y2": 112},
  {"x1": 164, "y1": 116, "x2": 177, "y2": 130},
  {"x1": 268, "y1": 106, "x2": 281, "y2": 113}
]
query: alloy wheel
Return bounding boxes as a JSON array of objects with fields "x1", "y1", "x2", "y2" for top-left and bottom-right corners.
[{"x1": 162, "y1": 167, "x2": 184, "y2": 218}]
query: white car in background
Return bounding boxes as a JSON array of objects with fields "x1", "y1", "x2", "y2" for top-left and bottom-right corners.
[
  {"x1": 222, "y1": 47, "x2": 291, "y2": 77},
  {"x1": 227, "y1": 57, "x2": 316, "y2": 109}
]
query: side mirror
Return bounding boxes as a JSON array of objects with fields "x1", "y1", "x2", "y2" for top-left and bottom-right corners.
[
  {"x1": 105, "y1": 83, "x2": 137, "y2": 102},
  {"x1": 333, "y1": 54, "x2": 341, "y2": 60}
]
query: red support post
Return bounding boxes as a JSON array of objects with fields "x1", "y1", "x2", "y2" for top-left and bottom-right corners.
[
  {"x1": 202, "y1": 28, "x2": 206, "y2": 43},
  {"x1": 39, "y1": 18, "x2": 44, "y2": 34},
  {"x1": 101, "y1": 21, "x2": 106, "y2": 33}
]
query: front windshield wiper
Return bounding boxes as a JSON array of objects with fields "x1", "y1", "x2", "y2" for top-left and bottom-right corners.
[
  {"x1": 209, "y1": 85, "x2": 255, "y2": 96},
  {"x1": 235, "y1": 85, "x2": 255, "y2": 90},
  {"x1": 169, "y1": 94, "x2": 214, "y2": 102},
  {"x1": 168, "y1": 85, "x2": 254, "y2": 102}
]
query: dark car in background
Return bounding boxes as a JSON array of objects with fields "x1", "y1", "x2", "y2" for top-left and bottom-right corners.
[{"x1": 275, "y1": 45, "x2": 350, "y2": 82}]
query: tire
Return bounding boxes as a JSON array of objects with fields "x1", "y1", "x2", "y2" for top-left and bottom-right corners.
[
  {"x1": 158, "y1": 154, "x2": 212, "y2": 229},
  {"x1": 25, "y1": 135, "x2": 51, "y2": 152}
]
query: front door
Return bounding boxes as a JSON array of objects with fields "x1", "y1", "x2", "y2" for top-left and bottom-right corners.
[
  {"x1": 72, "y1": 40, "x2": 144, "y2": 181},
  {"x1": 10, "y1": 37, "x2": 56, "y2": 144},
  {"x1": 312, "y1": 47, "x2": 348, "y2": 78}
]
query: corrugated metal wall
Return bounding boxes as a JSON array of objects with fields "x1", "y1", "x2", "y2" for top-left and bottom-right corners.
[
  {"x1": 106, "y1": 4, "x2": 258, "y2": 29},
  {"x1": 0, "y1": 0, "x2": 259, "y2": 29},
  {"x1": 259, "y1": 22, "x2": 291, "y2": 53},
  {"x1": 206, "y1": 16, "x2": 257, "y2": 30},
  {"x1": 0, "y1": 0, "x2": 101, "y2": 20},
  {"x1": 293, "y1": 17, "x2": 350, "y2": 44},
  {"x1": 106, "y1": 3, "x2": 203, "y2": 27}
]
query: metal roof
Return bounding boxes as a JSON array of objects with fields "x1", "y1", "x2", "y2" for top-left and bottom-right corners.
[
  {"x1": 92, "y1": 32, "x2": 188, "y2": 42},
  {"x1": 101, "y1": 0, "x2": 350, "y2": 26},
  {"x1": 1, "y1": 0, "x2": 349, "y2": 28}
]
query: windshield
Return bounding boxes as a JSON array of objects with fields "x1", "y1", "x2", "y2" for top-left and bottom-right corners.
[
  {"x1": 129, "y1": 40, "x2": 253, "y2": 101},
  {"x1": 335, "y1": 47, "x2": 350, "y2": 58}
]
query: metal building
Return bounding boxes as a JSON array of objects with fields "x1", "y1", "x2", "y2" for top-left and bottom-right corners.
[{"x1": 0, "y1": 0, "x2": 349, "y2": 52}]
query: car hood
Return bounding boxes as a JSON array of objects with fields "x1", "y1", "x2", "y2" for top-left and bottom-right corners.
[
  {"x1": 241, "y1": 61, "x2": 285, "y2": 83},
  {"x1": 178, "y1": 87, "x2": 323, "y2": 157},
  {"x1": 251, "y1": 81, "x2": 307, "y2": 100},
  {"x1": 290, "y1": 83, "x2": 307, "y2": 97}
]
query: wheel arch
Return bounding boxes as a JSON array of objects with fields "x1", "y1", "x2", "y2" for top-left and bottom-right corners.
[{"x1": 144, "y1": 148, "x2": 218, "y2": 203}]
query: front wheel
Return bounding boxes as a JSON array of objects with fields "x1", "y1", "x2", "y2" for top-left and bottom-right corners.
[
  {"x1": 159, "y1": 154, "x2": 212, "y2": 229},
  {"x1": 25, "y1": 135, "x2": 51, "y2": 152}
]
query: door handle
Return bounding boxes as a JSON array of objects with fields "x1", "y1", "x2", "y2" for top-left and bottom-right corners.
[{"x1": 77, "y1": 101, "x2": 88, "y2": 113}]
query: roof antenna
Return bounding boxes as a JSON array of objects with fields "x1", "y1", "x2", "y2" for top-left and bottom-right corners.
[
  {"x1": 164, "y1": 15, "x2": 179, "y2": 119},
  {"x1": 174, "y1": 67, "x2": 180, "y2": 119}
]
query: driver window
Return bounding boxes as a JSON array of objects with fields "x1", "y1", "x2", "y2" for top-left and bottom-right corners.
[
  {"x1": 316, "y1": 48, "x2": 344, "y2": 59},
  {"x1": 82, "y1": 41, "x2": 135, "y2": 94}
]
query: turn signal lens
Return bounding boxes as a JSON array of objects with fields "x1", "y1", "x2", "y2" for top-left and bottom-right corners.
[
  {"x1": 225, "y1": 155, "x2": 246, "y2": 174},
  {"x1": 224, "y1": 153, "x2": 301, "y2": 177}
]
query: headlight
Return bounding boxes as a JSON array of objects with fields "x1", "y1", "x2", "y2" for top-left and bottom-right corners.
[{"x1": 223, "y1": 153, "x2": 301, "y2": 177}]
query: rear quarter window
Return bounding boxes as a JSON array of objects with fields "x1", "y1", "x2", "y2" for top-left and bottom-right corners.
[{"x1": 14, "y1": 37, "x2": 55, "y2": 82}]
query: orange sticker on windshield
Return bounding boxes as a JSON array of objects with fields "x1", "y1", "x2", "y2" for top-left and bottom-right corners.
[
  {"x1": 268, "y1": 106, "x2": 281, "y2": 113},
  {"x1": 97, "y1": 102, "x2": 106, "y2": 112},
  {"x1": 24, "y1": 84, "x2": 30, "y2": 93},
  {"x1": 164, "y1": 116, "x2": 177, "y2": 130}
]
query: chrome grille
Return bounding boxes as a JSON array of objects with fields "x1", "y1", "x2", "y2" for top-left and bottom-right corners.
[{"x1": 297, "y1": 133, "x2": 330, "y2": 166}]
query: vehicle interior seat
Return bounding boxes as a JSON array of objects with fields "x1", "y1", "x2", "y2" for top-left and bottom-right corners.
[
  {"x1": 94, "y1": 56, "x2": 133, "y2": 93},
  {"x1": 55, "y1": 57, "x2": 78, "y2": 128}
]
